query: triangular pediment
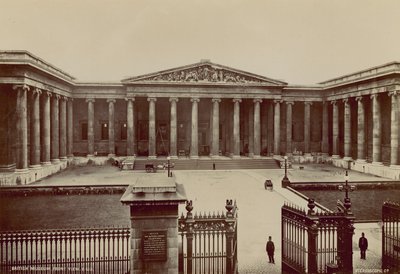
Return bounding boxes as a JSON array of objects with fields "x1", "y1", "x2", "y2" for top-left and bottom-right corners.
[{"x1": 122, "y1": 60, "x2": 287, "y2": 86}]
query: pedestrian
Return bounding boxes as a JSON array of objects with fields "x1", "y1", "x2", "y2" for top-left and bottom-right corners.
[
  {"x1": 266, "y1": 236, "x2": 275, "y2": 264},
  {"x1": 358, "y1": 232, "x2": 368, "y2": 259}
]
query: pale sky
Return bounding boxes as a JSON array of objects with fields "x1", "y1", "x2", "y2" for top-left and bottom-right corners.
[{"x1": 1, "y1": 0, "x2": 399, "y2": 84}]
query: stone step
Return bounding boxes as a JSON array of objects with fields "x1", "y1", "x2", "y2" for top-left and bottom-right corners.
[{"x1": 132, "y1": 158, "x2": 280, "y2": 170}]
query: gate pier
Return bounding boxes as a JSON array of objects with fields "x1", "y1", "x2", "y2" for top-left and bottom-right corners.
[{"x1": 121, "y1": 175, "x2": 187, "y2": 274}]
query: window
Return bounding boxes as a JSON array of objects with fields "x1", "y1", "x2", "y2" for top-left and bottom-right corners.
[
  {"x1": 101, "y1": 122, "x2": 108, "y2": 140},
  {"x1": 121, "y1": 122, "x2": 127, "y2": 140},
  {"x1": 81, "y1": 123, "x2": 88, "y2": 140}
]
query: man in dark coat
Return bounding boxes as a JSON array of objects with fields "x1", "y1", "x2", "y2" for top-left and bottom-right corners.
[
  {"x1": 266, "y1": 236, "x2": 275, "y2": 264},
  {"x1": 358, "y1": 232, "x2": 368, "y2": 259}
]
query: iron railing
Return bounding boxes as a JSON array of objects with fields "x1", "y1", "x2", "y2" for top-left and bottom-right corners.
[
  {"x1": 282, "y1": 200, "x2": 354, "y2": 274},
  {"x1": 0, "y1": 227, "x2": 130, "y2": 274},
  {"x1": 178, "y1": 200, "x2": 238, "y2": 274},
  {"x1": 382, "y1": 200, "x2": 400, "y2": 272}
]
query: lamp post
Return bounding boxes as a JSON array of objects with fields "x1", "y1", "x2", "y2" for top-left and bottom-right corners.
[
  {"x1": 338, "y1": 170, "x2": 355, "y2": 214},
  {"x1": 281, "y1": 156, "x2": 290, "y2": 188},
  {"x1": 167, "y1": 156, "x2": 171, "y2": 177}
]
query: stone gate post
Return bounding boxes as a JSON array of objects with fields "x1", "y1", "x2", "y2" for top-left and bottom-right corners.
[{"x1": 121, "y1": 175, "x2": 186, "y2": 274}]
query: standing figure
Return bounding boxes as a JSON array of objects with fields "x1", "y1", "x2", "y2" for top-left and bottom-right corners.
[
  {"x1": 266, "y1": 236, "x2": 275, "y2": 264},
  {"x1": 358, "y1": 232, "x2": 368, "y2": 259}
]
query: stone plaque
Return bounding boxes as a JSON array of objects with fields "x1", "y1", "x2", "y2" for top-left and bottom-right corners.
[{"x1": 142, "y1": 230, "x2": 167, "y2": 261}]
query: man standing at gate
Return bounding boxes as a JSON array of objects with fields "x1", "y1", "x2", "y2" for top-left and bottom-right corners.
[
  {"x1": 266, "y1": 236, "x2": 275, "y2": 264},
  {"x1": 358, "y1": 232, "x2": 368, "y2": 259}
]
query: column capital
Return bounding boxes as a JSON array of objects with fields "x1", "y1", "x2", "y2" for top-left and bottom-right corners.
[
  {"x1": 389, "y1": 90, "x2": 400, "y2": 97},
  {"x1": 190, "y1": 98, "x2": 200, "y2": 103},
  {"x1": 32, "y1": 88, "x2": 42, "y2": 96},
  {"x1": 330, "y1": 100, "x2": 337, "y2": 105},
  {"x1": 60, "y1": 95, "x2": 68, "y2": 101},
  {"x1": 273, "y1": 99, "x2": 282, "y2": 104},
  {"x1": 370, "y1": 93, "x2": 379, "y2": 100},
  {"x1": 212, "y1": 98, "x2": 221, "y2": 103},
  {"x1": 253, "y1": 98, "x2": 263, "y2": 103},
  {"x1": 147, "y1": 97, "x2": 157, "y2": 102},
  {"x1": 53, "y1": 94, "x2": 61, "y2": 100},
  {"x1": 169, "y1": 97, "x2": 179, "y2": 103},
  {"x1": 86, "y1": 98, "x2": 95, "y2": 103},
  {"x1": 13, "y1": 84, "x2": 30, "y2": 92},
  {"x1": 355, "y1": 96, "x2": 363, "y2": 102},
  {"x1": 69, "y1": 97, "x2": 74, "y2": 102},
  {"x1": 342, "y1": 98, "x2": 349, "y2": 104},
  {"x1": 304, "y1": 101, "x2": 313, "y2": 106},
  {"x1": 232, "y1": 98, "x2": 242, "y2": 103},
  {"x1": 285, "y1": 101, "x2": 294, "y2": 105},
  {"x1": 107, "y1": 98, "x2": 116, "y2": 104},
  {"x1": 125, "y1": 97, "x2": 135, "y2": 102}
]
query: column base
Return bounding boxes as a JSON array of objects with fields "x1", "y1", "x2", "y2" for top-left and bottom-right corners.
[
  {"x1": 67, "y1": 154, "x2": 74, "y2": 158},
  {"x1": 253, "y1": 155, "x2": 261, "y2": 159},
  {"x1": 248, "y1": 153, "x2": 255, "y2": 158},
  {"x1": 87, "y1": 154, "x2": 95, "y2": 157},
  {"x1": 107, "y1": 154, "x2": 116, "y2": 158},
  {"x1": 331, "y1": 154, "x2": 340, "y2": 159},
  {"x1": 355, "y1": 159, "x2": 367, "y2": 163},
  {"x1": 211, "y1": 155, "x2": 220, "y2": 159},
  {"x1": 51, "y1": 159, "x2": 60, "y2": 163},
  {"x1": 231, "y1": 155, "x2": 241, "y2": 159},
  {"x1": 371, "y1": 161, "x2": 383, "y2": 166},
  {"x1": 169, "y1": 155, "x2": 178, "y2": 159},
  {"x1": 148, "y1": 155, "x2": 157, "y2": 160},
  {"x1": 190, "y1": 155, "x2": 199, "y2": 159},
  {"x1": 41, "y1": 161, "x2": 52, "y2": 166},
  {"x1": 15, "y1": 168, "x2": 29, "y2": 174},
  {"x1": 342, "y1": 156, "x2": 353, "y2": 161},
  {"x1": 304, "y1": 153, "x2": 312, "y2": 157},
  {"x1": 29, "y1": 164, "x2": 42, "y2": 169},
  {"x1": 390, "y1": 164, "x2": 400, "y2": 169},
  {"x1": 60, "y1": 157, "x2": 68, "y2": 161}
]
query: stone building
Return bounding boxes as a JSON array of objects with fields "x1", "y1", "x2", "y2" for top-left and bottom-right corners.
[{"x1": 0, "y1": 51, "x2": 399, "y2": 183}]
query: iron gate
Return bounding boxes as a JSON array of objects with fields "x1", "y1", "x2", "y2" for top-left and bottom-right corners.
[
  {"x1": 178, "y1": 200, "x2": 238, "y2": 274},
  {"x1": 282, "y1": 199, "x2": 354, "y2": 274},
  {"x1": 0, "y1": 227, "x2": 130, "y2": 274},
  {"x1": 382, "y1": 200, "x2": 400, "y2": 272}
]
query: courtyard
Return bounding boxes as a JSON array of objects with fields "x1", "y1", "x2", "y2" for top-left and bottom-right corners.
[{"x1": 1, "y1": 163, "x2": 394, "y2": 273}]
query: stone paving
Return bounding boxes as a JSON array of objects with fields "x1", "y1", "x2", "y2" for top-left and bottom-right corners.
[{"x1": 31, "y1": 163, "x2": 390, "y2": 273}]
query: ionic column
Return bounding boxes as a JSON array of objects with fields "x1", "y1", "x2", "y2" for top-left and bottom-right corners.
[
  {"x1": 41, "y1": 91, "x2": 51, "y2": 165},
  {"x1": 232, "y1": 98, "x2": 242, "y2": 158},
  {"x1": 321, "y1": 101, "x2": 329, "y2": 154},
  {"x1": 148, "y1": 97, "x2": 157, "y2": 159},
  {"x1": 59, "y1": 96, "x2": 67, "y2": 160},
  {"x1": 371, "y1": 94, "x2": 382, "y2": 164},
  {"x1": 86, "y1": 98, "x2": 95, "y2": 157},
  {"x1": 273, "y1": 100, "x2": 281, "y2": 155},
  {"x1": 190, "y1": 98, "x2": 200, "y2": 158},
  {"x1": 285, "y1": 101, "x2": 294, "y2": 155},
  {"x1": 107, "y1": 99, "x2": 116, "y2": 157},
  {"x1": 331, "y1": 100, "x2": 339, "y2": 157},
  {"x1": 51, "y1": 94, "x2": 60, "y2": 162},
  {"x1": 248, "y1": 103, "x2": 254, "y2": 157},
  {"x1": 30, "y1": 88, "x2": 41, "y2": 167},
  {"x1": 169, "y1": 97, "x2": 179, "y2": 158},
  {"x1": 390, "y1": 91, "x2": 400, "y2": 167},
  {"x1": 253, "y1": 99, "x2": 262, "y2": 157},
  {"x1": 126, "y1": 98, "x2": 135, "y2": 156},
  {"x1": 356, "y1": 97, "x2": 366, "y2": 162},
  {"x1": 304, "y1": 101, "x2": 312, "y2": 154},
  {"x1": 14, "y1": 85, "x2": 29, "y2": 171},
  {"x1": 211, "y1": 98, "x2": 221, "y2": 158},
  {"x1": 67, "y1": 98, "x2": 74, "y2": 157},
  {"x1": 343, "y1": 98, "x2": 352, "y2": 160}
]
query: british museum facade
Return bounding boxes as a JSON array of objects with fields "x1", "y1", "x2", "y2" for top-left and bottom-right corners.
[{"x1": 0, "y1": 51, "x2": 399, "y2": 184}]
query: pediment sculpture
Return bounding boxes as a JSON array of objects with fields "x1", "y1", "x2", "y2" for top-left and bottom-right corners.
[{"x1": 140, "y1": 65, "x2": 263, "y2": 83}]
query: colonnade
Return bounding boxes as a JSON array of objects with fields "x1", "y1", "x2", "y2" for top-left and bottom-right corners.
[
  {"x1": 14, "y1": 85, "x2": 73, "y2": 171},
  {"x1": 83, "y1": 96, "x2": 321, "y2": 159}
]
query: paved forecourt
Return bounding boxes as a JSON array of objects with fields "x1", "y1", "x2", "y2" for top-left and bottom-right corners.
[{"x1": 32, "y1": 164, "x2": 387, "y2": 273}]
